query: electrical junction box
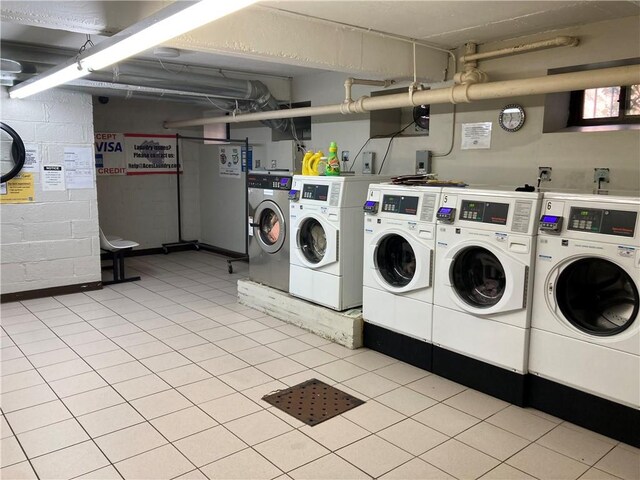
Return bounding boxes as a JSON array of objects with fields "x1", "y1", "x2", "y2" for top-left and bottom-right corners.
[
  {"x1": 416, "y1": 150, "x2": 432, "y2": 174},
  {"x1": 362, "y1": 152, "x2": 375, "y2": 174}
]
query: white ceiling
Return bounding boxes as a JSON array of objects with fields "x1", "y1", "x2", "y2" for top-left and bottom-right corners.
[{"x1": 1, "y1": 1, "x2": 639, "y2": 78}]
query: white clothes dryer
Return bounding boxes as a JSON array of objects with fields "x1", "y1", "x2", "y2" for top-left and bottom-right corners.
[
  {"x1": 432, "y1": 188, "x2": 542, "y2": 404},
  {"x1": 289, "y1": 175, "x2": 391, "y2": 311},
  {"x1": 529, "y1": 193, "x2": 639, "y2": 406},
  {"x1": 363, "y1": 184, "x2": 441, "y2": 341}
]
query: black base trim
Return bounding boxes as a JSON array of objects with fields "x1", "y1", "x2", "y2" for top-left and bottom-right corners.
[
  {"x1": 363, "y1": 322, "x2": 432, "y2": 371},
  {"x1": 198, "y1": 243, "x2": 246, "y2": 259},
  {"x1": 528, "y1": 375, "x2": 640, "y2": 447},
  {"x1": 432, "y1": 345, "x2": 526, "y2": 406},
  {"x1": 1, "y1": 281, "x2": 102, "y2": 303}
]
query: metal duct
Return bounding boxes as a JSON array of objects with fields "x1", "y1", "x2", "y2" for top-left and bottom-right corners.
[{"x1": 2, "y1": 42, "x2": 289, "y2": 132}]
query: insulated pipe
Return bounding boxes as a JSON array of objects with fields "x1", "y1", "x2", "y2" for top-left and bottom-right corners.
[
  {"x1": 164, "y1": 64, "x2": 640, "y2": 128},
  {"x1": 344, "y1": 78, "x2": 394, "y2": 102},
  {"x1": 460, "y1": 36, "x2": 579, "y2": 63}
]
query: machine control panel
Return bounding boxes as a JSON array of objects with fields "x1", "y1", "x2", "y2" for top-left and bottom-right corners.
[
  {"x1": 436, "y1": 207, "x2": 456, "y2": 223},
  {"x1": 302, "y1": 184, "x2": 329, "y2": 201},
  {"x1": 381, "y1": 195, "x2": 419, "y2": 215},
  {"x1": 568, "y1": 207, "x2": 637, "y2": 237},
  {"x1": 363, "y1": 200, "x2": 379, "y2": 214},
  {"x1": 248, "y1": 174, "x2": 292, "y2": 190},
  {"x1": 460, "y1": 200, "x2": 509, "y2": 225},
  {"x1": 539, "y1": 215, "x2": 563, "y2": 233},
  {"x1": 288, "y1": 190, "x2": 300, "y2": 201}
]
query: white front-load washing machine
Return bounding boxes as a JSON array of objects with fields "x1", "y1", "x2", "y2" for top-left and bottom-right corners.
[
  {"x1": 528, "y1": 192, "x2": 640, "y2": 446},
  {"x1": 289, "y1": 175, "x2": 390, "y2": 311},
  {"x1": 432, "y1": 188, "x2": 542, "y2": 404},
  {"x1": 362, "y1": 184, "x2": 441, "y2": 370}
]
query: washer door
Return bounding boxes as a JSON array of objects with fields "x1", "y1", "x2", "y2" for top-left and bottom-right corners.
[
  {"x1": 254, "y1": 200, "x2": 286, "y2": 254},
  {"x1": 295, "y1": 216, "x2": 338, "y2": 268},
  {"x1": 555, "y1": 258, "x2": 639, "y2": 336},
  {"x1": 451, "y1": 246, "x2": 506, "y2": 308}
]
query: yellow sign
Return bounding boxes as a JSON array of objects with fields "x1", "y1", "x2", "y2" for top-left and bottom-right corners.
[{"x1": 0, "y1": 173, "x2": 35, "y2": 203}]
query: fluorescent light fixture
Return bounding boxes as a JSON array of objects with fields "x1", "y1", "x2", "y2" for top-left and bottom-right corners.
[{"x1": 9, "y1": 0, "x2": 257, "y2": 99}]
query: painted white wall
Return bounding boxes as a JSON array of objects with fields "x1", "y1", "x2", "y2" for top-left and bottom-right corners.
[
  {"x1": 93, "y1": 98, "x2": 206, "y2": 249},
  {"x1": 0, "y1": 88, "x2": 101, "y2": 294}
]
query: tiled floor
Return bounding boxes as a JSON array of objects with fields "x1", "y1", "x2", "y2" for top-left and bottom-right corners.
[{"x1": 1, "y1": 251, "x2": 638, "y2": 480}]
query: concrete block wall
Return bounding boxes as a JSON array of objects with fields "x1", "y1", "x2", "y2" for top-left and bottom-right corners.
[{"x1": 0, "y1": 88, "x2": 101, "y2": 295}]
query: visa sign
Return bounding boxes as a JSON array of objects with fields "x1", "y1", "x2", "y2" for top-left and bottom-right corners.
[{"x1": 95, "y1": 133, "x2": 126, "y2": 175}]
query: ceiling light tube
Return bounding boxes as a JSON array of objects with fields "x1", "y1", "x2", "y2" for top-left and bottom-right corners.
[{"x1": 8, "y1": 0, "x2": 257, "y2": 99}]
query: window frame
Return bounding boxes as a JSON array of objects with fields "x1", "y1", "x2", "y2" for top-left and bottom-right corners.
[{"x1": 568, "y1": 84, "x2": 640, "y2": 127}]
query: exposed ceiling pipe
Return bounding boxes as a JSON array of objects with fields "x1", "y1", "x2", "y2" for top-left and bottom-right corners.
[
  {"x1": 164, "y1": 64, "x2": 640, "y2": 129},
  {"x1": 460, "y1": 36, "x2": 579, "y2": 64}
]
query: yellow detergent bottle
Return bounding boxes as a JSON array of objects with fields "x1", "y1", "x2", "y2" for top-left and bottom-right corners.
[
  {"x1": 325, "y1": 141, "x2": 340, "y2": 176},
  {"x1": 302, "y1": 151, "x2": 314, "y2": 175},
  {"x1": 309, "y1": 151, "x2": 324, "y2": 175}
]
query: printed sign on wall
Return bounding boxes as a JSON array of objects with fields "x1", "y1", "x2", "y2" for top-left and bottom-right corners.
[
  {"x1": 219, "y1": 146, "x2": 242, "y2": 178},
  {"x1": 95, "y1": 133, "x2": 126, "y2": 175},
  {"x1": 0, "y1": 173, "x2": 35, "y2": 203},
  {"x1": 125, "y1": 134, "x2": 179, "y2": 175}
]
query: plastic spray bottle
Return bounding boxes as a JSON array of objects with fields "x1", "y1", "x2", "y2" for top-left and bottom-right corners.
[{"x1": 325, "y1": 141, "x2": 341, "y2": 176}]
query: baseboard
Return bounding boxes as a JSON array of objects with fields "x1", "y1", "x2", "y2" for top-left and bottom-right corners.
[
  {"x1": 528, "y1": 375, "x2": 640, "y2": 447},
  {"x1": 1, "y1": 281, "x2": 102, "y2": 304},
  {"x1": 197, "y1": 243, "x2": 246, "y2": 259},
  {"x1": 432, "y1": 345, "x2": 526, "y2": 406},
  {"x1": 363, "y1": 322, "x2": 432, "y2": 371}
]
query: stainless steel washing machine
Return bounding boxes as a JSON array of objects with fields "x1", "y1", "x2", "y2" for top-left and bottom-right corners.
[{"x1": 248, "y1": 171, "x2": 293, "y2": 292}]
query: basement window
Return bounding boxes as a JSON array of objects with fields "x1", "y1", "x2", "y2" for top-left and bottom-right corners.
[{"x1": 568, "y1": 84, "x2": 640, "y2": 126}]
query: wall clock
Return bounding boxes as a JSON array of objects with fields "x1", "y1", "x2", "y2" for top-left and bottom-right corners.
[{"x1": 498, "y1": 104, "x2": 525, "y2": 132}]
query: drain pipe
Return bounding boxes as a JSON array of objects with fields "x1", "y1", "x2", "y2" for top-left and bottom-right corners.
[
  {"x1": 164, "y1": 64, "x2": 640, "y2": 128},
  {"x1": 460, "y1": 36, "x2": 579, "y2": 64},
  {"x1": 342, "y1": 77, "x2": 395, "y2": 114}
]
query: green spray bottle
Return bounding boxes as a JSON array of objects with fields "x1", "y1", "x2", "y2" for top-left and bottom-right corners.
[{"x1": 325, "y1": 141, "x2": 341, "y2": 176}]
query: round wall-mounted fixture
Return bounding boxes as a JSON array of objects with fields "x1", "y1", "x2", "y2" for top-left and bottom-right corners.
[
  {"x1": 0, "y1": 122, "x2": 26, "y2": 183},
  {"x1": 153, "y1": 47, "x2": 181, "y2": 58},
  {"x1": 498, "y1": 104, "x2": 525, "y2": 132},
  {"x1": 413, "y1": 104, "x2": 430, "y2": 130}
]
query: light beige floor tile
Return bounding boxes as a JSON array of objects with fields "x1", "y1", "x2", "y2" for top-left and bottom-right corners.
[
  {"x1": 579, "y1": 467, "x2": 625, "y2": 480},
  {"x1": 219, "y1": 366, "x2": 274, "y2": 390},
  {"x1": 299, "y1": 415, "x2": 370, "y2": 451},
  {"x1": 268, "y1": 338, "x2": 313, "y2": 356},
  {"x1": 179, "y1": 343, "x2": 226, "y2": 362},
  {"x1": 0, "y1": 383, "x2": 57, "y2": 413},
  {"x1": 315, "y1": 360, "x2": 368, "y2": 383},
  {"x1": 115, "y1": 444, "x2": 194, "y2": 479},
  {"x1": 246, "y1": 329, "x2": 290, "y2": 345},
  {"x1": 413, "y1": 403, "x2": 480, "y2": 436},
  {"x1": 444, "y1": 389, "x2": 510, "y2": 419},
  {"x1": 216, "y1": 335, "x2": 261, "y2": 353},
  {"x1": 225, "y1": 410, "x2": 292, "y2": 445},
  {"x1": 73, "y1": 464, "x2": 123, "y2": 479},
  {"x1": 177, "y1": 377, "x2": 235, "y2": 404},
  {"x1": 487, "y1": 405, "x2": 557, "y2": 441},
  {"x1": 140, "y1": 351, "x2": 191, "y2": 372},
  {"x1": 380, "y1": 458, "x2": 455, "y2": 479},
  {"x1": 279, "y1": 371, "x2": 336, "y2": 389},
  {"x1": 0, "y1": 460, "x2": 38, "y2": 480},
  {"x1": 342, "y1": 400, "x2": 405, "y2": 433},
  {"x1": 73, "y1": 339, "x2": 120, "y2": 358},
  {"x1": 198, "y1": 326, "x2": 240, "y2": 343},
  {"x1": 336, "y1": 435, "x2": 412, "y2": 478},
  {"x1": 162, "y1": 333, "x2": 207, "y2": 351},
  {"x1": 27, "y1": 347, "x2": 79, "y2": 368},
  {"x1": 124, "y1": 341, "x2": 173, "y2": 359},
  {"x1": 242, "y1": 380, "x2": 288, "y2": 404},
  {"x1": 31, "y1": 441, "x2": 109, "y2": 480},
  {"x1": 290, "y1": 453, "x2": 371, "y2": 479},
  {"x1": 456, "y1": 421, "x2": 530, "y2": 461},
  {"x1": 1, "y1": 436, "x2": 26, "y2": 468},
  {"x1": 146, "y1": 324, "x2": 191, "y2": 340},
  {"x1": 17, "y1": 418, "x2": 89, "y2": 458},
  {"x1": 342, "y1": 372, "x2": 399, "y2": 398},
  {"x1": 156, "y1": 364, "x2": 211, "y2": 387},
  {"x1": 112, "y1": 374, "x2": 171, "y2": 401},
  {"x1": 97, "y1": 360, "x2": 151, "y2": 384},
  {"x1": 255, "y1": 430, "x2": 329, "y2": 472},
  {"x1": 379, "y1": 418, "x2": 449, "y2": 455},
  {"x1": 296, "y1": 333, "x2": 332, "y2": 348},
  {"x1": 84, "y1": 349, "x2": 135, "y2": 370},
  {"x1": 201, "y1": 448, "x2": 283, "y2": 480},
  {"x1": 62, "y1": 386, "x2": 124, "y2": 417},
  {"x1": 538, "y1": 424, "x2": 617, "y2": 465},
  {"x1": 198, "y1": 354, "x2": 249, "y2": 376},
  {"x1": 255, "y1": 357, "x2": 307, "y2": 379},
  {"x1": 200, "y1": 392, "x2": 263, "y2": 423},
  {"x1": 275, "y1": 324, "x2": 308, "y2": 337},
  {"x1": 345, "y1": 350, "x2": 397, "y2": 371},
  {"x1": 229, "y1": 320, "x2": 270, "y2": 334},
  {"x1": 288, "y1": 349, "x2": 338, "y2": 368},
  {"x1": 173, "y1": 468, "x2": 209, "y2": 480},
  {"x1": 421, "y1": 439, "x2": 500, "y2": 480},
  {"x1": 255, "y1": 316, "x2": 287, "y2": 328},
  {"x1": 479, "y1": 463, "x2": 536, "y2": 479},
  {"x1": 63, "y1": 330, "x2": 108, "y2": 347},
  {"x1": 376, "y1": 386, "x2": 437, "y2": 416},
  {"x1": 235, "y1": 345, "x2": 283, "y2": 365},
  {"x1": 5, "y1": 400, "x2": 72, "y2": 434},
  {"x1": 594, "y1": 444, "x2": 640, "y2": 480},
  {"x1": 131, "y1": 389, "x2": 192, "y2": 420},
  {"x1": 0, "y1": 416, "x2": 12, "y2": 439},
  {"x1": 94, "y1": 422, "x2": 167, "y2": 462},
  {"x1": 406, "y1": 374, "x2": 467, "y2": 401},
  {"x1": 1, "y1": 357, "x2": 33, "y2": 376},
  {"x1": 150, "y1": 406, "x2": 217, "y2": 442},
  {"x1": 1, "y1": 369, "x2": 45, "y2": 392},
  {"x1": 78, "y1": 403, "x2": 144, "y2": 437},
  {"x1": 509, "y1": 443, "x2": 591, "y2": 479},
  {"x1": 37, "y1": 358, "x2": 93, "y2": 383},
  {"x1": 174, "y1": 425, "x2": 246, "y2": 467},
  {"x1": 49, "y1": 371, "x2": 107, "y2": 398}
]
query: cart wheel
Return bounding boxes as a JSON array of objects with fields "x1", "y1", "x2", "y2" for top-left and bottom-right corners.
[
  {"x1": 228, "y1": 265, "x2": 233, "y2": 274},
  {"x1": 163, "y1": 247, "x2": 169, "y2": 254},
  {"x1": 194, "y1": 244, "x2": 200, "y2": 251}
]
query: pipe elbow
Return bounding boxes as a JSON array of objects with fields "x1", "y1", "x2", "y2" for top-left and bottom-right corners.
[
  {"x1": 449, "y1": 83, "x2": 472, "y2": 104},
  {"x1": 454, "y1": 69, "x2": 488, "y2": 85},
  {"x1": 557, "y1": 36, "x2": 579, "y2": 47}
]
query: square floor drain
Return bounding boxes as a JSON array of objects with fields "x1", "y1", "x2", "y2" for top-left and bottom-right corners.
[{"x1": 262, "y1": 378, "x2": 365, "y2": 426}]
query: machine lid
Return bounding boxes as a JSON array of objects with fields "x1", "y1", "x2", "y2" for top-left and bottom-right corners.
[
  {"x1": 556, "y1": 258, "x2": 638, "y2": 336},
  {"x1": 298, "y1": 217, "x2": 327, "y2": 264},
  {"x1": 451, "y1": 246, "x2": 506, "y2": 308},
  {"x1": 376, "y1": 233, "x2": 416, "y2": 288},
  {"x1": 254, "y1": 200, "x2": 286, "y2": 254}
]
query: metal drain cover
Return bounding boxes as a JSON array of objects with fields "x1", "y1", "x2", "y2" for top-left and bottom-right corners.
[{"x1": 262, "y1": 378, "x2": 365, "y2": 426}]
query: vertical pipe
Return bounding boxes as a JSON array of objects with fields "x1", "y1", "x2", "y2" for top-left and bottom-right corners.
[
  {"x1": 175, "y1": 134, "x2": 183, "y2": 242},
  {"x1": 244, "y1": 137, "x2": 250, "y2": 257}
]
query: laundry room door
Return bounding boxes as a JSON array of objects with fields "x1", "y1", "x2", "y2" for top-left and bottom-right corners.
[{"x1": 254, "y1": 200, "x2": 286, "y2": 254}]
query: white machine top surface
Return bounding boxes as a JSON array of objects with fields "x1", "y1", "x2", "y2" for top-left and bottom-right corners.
[
  {"x1": 293, "y1": 174, "x2": 390, "y2": 183},
  {"x1": 543, "y1": 191, "x2": 640, "y2": 205},
  {"x1": 442, "y1": 186, "x2": 543, "y2": 200}
]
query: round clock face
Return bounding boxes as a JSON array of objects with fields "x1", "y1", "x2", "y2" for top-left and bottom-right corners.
[{"x1": 498, "y1": 104, "x2": 525, "y2": 132}]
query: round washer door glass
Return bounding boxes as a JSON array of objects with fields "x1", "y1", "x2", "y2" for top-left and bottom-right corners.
[
  {"x1": 259, "y1": 209, "x2": 282, "y2": 245},
  {"x1": 451, "y1": 247, "x2": 506, "y2": 307},
  {"x1": 376, "y1": 234, "x2": 416, "y2": 287},
  {"x1": 556, "y1": 258, "x2": 638, "y2": 336},
  {"x1": 299, "y1": 218, "x2": 327, "y2": 264}
]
